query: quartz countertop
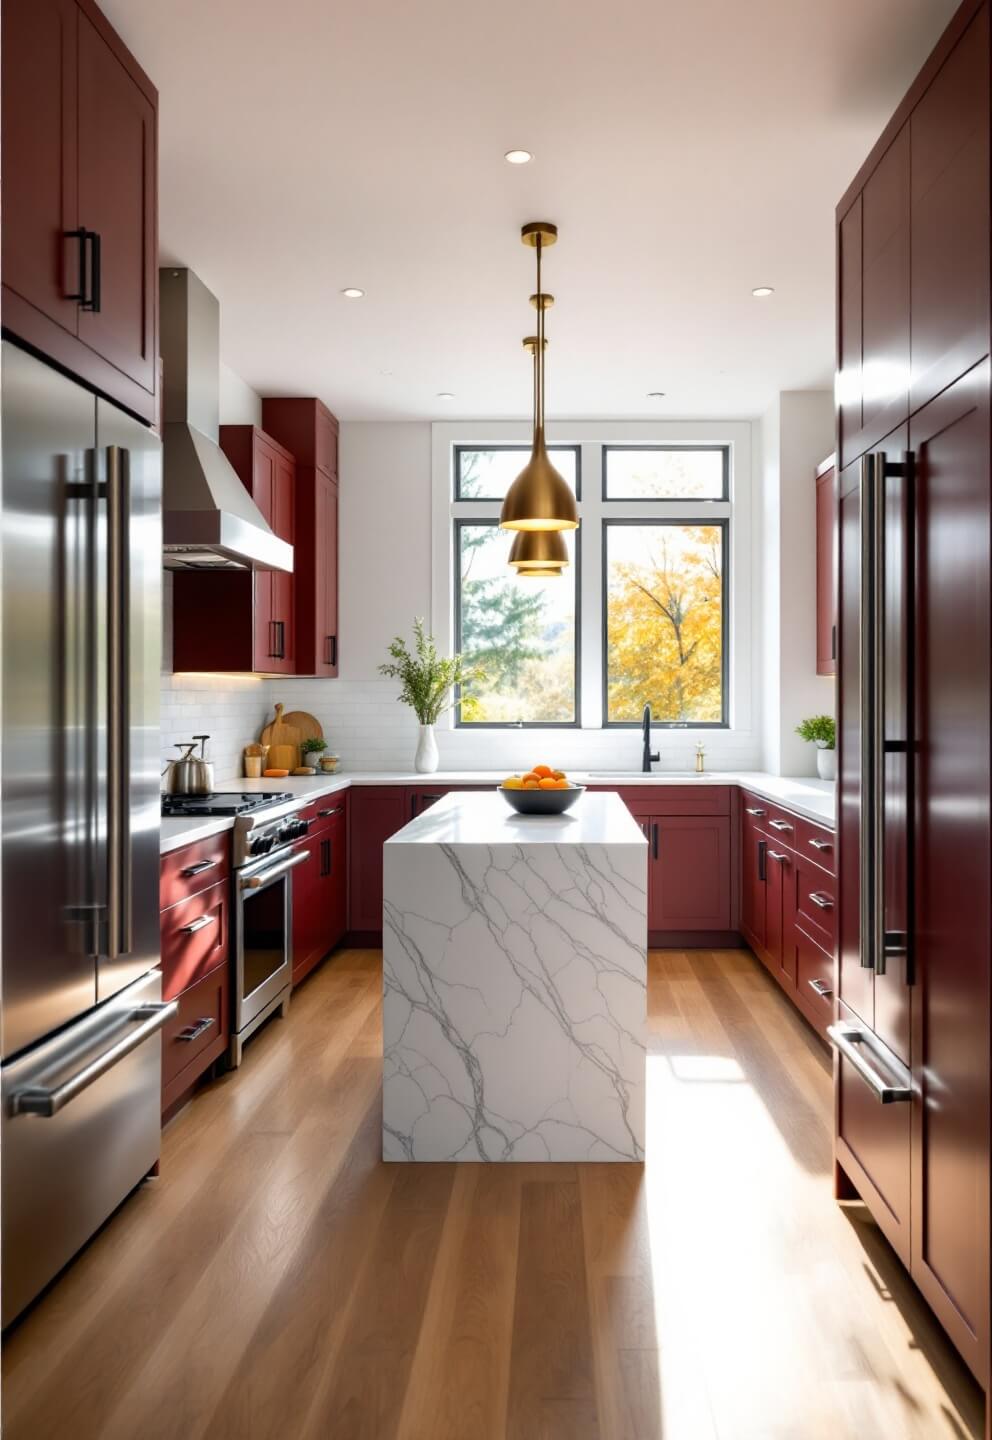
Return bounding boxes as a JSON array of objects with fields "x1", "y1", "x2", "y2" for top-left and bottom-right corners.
[
  {"x1": 386, "y1": 789, "x2": 646, "y2": 848},
  {"x1": 159, "y1": 768, "x2": 835, "y2": 853}
]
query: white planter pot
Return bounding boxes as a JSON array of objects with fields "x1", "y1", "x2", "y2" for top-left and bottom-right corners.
[
  {"x1": 816, "y1": 747, "x2": 837, "y2": 781},
  {"x1": 415, "y1": 724, "x2": 439, "y2": 774}
]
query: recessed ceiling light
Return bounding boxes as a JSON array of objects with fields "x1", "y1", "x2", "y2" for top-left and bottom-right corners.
[
  {"x1": 341, "y1": 287, "x2": 365, "y2": 299},
  {"x1": 437, "y1": 392, "x2": 455, "y2": 399},
  {"x1": 751, "y1": 286, "x2": 774, "y2": 298},
  {"x1": 646, "y1": 391, "x2": 666, "y2": 398},
  {"x1": 504, "y1": 149, "x2": 533, "y2": 165}
]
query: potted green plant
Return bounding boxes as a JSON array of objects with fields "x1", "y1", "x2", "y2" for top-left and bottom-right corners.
[
  {"x1": 379, "y1": 618, "x2": 485, "y2": 773},
  {"x1": 796, "y1": 714, "x2": 836, "y2": 780},
  {"x1": 301, "y1": 736, "x2": 327, "y2": 769}
]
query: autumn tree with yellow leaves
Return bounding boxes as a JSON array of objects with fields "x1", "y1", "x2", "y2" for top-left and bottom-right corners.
[{"x1": 606, "y1": 525, "x2": 724, "y2": 723}]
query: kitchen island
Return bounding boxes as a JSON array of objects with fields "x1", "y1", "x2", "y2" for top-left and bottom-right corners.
[{"x1": 382, "y1": 790, "x2": 648, "y2": 1162}]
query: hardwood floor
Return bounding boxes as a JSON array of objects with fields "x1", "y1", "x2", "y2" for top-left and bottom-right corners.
[{"x1": 2, "y1": 947, "x2": 984, "y2": 1439}]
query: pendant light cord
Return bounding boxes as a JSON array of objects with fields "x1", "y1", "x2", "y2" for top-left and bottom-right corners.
[{"x1": 536, "y1": 236, "x2": 544, "y2": 431}]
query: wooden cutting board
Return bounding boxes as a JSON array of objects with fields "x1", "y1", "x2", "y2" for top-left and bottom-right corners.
[
  {"x1": 260, "y1": 703, "x2": 301, "y2": 770},
  {"x1": 281, "y1": 711, "x2": 324, "y2": 747}
]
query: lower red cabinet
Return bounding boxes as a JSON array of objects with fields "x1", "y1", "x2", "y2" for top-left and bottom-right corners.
[
  {"x1": 626, "y1": 798, "x2": 732, "y2": 937},
  {"x1": 348, "y1": 787, "x2": 410, "y2": 935},
  {"x1": 159, "y1": 839, "x2": 232, "y2": 1117},
  {"x1": 291, "y1": 801, "x2": 348, "y2": 985},
  {"x1": 161, "y1": 965, "x2": 230, "y2": 1114}
]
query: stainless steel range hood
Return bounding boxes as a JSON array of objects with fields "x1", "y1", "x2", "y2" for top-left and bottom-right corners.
[{"x1": 159, "y1": 268, "x2": 293, "y2": 572}]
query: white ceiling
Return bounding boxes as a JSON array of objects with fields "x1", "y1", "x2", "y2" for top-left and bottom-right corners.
[{"x1": 107, "y1": 0, "x2": 957, "y2": 421}]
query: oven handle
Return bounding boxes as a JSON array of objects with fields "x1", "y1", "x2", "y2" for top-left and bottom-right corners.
[{"x1": 240, "y1": 850, "x2": 310, "y2": 890}]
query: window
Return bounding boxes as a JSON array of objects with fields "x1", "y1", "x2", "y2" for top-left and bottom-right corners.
[
  {"x1": 438, "y1": 428, "x2": 745, "y2": 731},
  {"x1": 604, "y1": 521, "x2": 727, "y2": 725},
  {"x1": 603, "y1": 445, "x2": 727, "y2": 500},
  {"x1": 455, "y1": 521, "x2": 578, "y2": 725},
  {"x1": 455, "y1": 446, "x2": 579, "y2": 500}
]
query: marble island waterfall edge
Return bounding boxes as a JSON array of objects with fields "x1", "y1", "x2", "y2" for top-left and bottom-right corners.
[{"x1": 382, "y1": 794, "x2": 648, "y2": 1162}]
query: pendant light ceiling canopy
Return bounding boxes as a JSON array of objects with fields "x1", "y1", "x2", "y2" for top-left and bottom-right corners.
[{"x1": 500, "y1": 222, "x2": 578, "y2": 534}]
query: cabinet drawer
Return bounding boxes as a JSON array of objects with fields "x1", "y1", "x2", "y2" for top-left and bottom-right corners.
[
  {"x1": 794, "y1": 862, "x2": 836, "y2": 951},
  {"x1": 741, "y1": 792, "x2": 798, "y2": 840},
  {"x1": 162, "y1": 965, "x2": 229, "y2": 1108},
  {"x1": 616, "y1": 785, "x2": 731, "y2": 816},
  {"x1": 795, "y1": 923, "x2": 834, "y2": 1038},
  {"x1": 795, "y1": 815, "x2": 836, "y2": 875},
  {"x1": 160, "y1": 833, "x2": 231, "y2": 910},
  {"x1": 297, "y1": 795, "x2": 348, "y2": 833},
  {"x1": 160, "y1": 880, "x2": 229, "y2": 1001}
]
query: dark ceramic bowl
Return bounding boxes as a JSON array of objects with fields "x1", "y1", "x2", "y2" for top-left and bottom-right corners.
[{"x1": 498, "y1": 784, "x2": 586, "y2": 816}]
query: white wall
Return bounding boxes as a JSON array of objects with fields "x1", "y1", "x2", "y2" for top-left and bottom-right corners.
[
  {"x1": 219, "y1": 363, "x2": 262, "y2": 426},
  {"x1": 760, "y1": 390, "x2": 835, "y2": 776}
]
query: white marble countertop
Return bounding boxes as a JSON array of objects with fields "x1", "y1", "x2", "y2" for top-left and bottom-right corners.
[
  {"x1": 159, "y1": 768, "x2": 835, "y2": 853},
  {"x1": 386, "y1": 789, "x2": 646, "y2": 847}
]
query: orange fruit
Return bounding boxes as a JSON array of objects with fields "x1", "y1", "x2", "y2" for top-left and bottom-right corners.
[
  {"x1": 554, "y1": 778, "x2": 570, "y2": 789},
  {"x1": 522, "y1": 779, "x2": 540, "y2": 790},
  {"x1": 521, "y1": 772, "x2": 541, "y2": 785},
  {"x1": 533, "y1": 764, "x2": 553, "y2": 778},
  {"x1": 552, "y1": 769, "x2": 567, "y2": 780},
  {"x1": 538, "y1": 777, "x2": 558, "y2": 790},
  {"x1": 502, "y1": 777, "x2": 523, "y2": 790}
]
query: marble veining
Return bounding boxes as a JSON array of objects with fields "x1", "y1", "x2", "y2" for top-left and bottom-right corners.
[{"x1": 383, "y1": 794, "x2": 647, "y2": 1162}]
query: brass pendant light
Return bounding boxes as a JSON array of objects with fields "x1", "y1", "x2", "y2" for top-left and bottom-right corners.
[
  {"x1": 508, "y1": 527, "x2": 569, "y2": 576},
  {"x1": 506, "y1": 333, "x2": 569, "y2": 578},
  {"x1": 500, "y1": 222, "x2": 578, "y2": 533}
]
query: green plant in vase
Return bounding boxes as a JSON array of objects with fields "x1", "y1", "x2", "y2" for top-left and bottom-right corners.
[
  {"x1": 796, "y1": 713, "x2": 836, "y2": 780},
  {"x1": 379, "y1": 618, "x2": 485, "y2": 774}
]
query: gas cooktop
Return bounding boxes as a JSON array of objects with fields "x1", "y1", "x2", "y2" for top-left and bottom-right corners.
[{"x1": 161, "y1": 792, "x2": 293, "y2": 818}]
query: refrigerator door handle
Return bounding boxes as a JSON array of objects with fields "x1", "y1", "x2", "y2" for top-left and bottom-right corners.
[
  {"x1": 8, "y1": 999, "x2": 178, "y2": 1118},
  {"x1": 859, "y1": 452, "x2": 885, "y2": 972},
  {"x1": 106, "y1": 445, "x2": 132, "y2": 961}
]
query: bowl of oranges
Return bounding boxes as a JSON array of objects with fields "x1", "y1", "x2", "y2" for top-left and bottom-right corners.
[{"x1": 498, "y1": 765, "x2": 585, "y2": 815}]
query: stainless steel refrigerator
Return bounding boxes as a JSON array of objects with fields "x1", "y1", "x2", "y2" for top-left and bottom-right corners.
[{"x1": 1, "y1": 340, "x2": 171, "y2": 1326}]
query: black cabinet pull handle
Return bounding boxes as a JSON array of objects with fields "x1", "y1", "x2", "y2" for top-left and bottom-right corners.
[
  {"x1": 326, "y1": 635, "x2": 337, "y2": 667},
  {"x1": 320, "y1": 838, "x2": 332, "y2": 876},
  {"x1": 181, "y1": 859, "x2": 218, "y2": 877},
  {"x1": 831, "y1": 623, "x2": 837, "y2": 661},
  {"x1": 318, "y1": 807, "x2": 341, "y2": 818},
  {"x1": 652, "y1": 822, "x2": 659, "y2": 861},
  {"x1": 758, "y1": 839, "x2": 767, "y2": 881},
  {"x1": 86, "y1": 231, "x2": 101, "y2": 313},
  {"x1": 275, "y1": 621, "x2": 285, "y2": 660},
  {"x1": 64, "y1": 228, "x2": 90, "y2": 304}
]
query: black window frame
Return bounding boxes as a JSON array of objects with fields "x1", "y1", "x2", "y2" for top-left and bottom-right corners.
[
  {"x1": 454, "y1": 444, "x2": 582, "y2": 502},
  {"x1": 601, "y1": 517, "x2": 730, "y2": 729},
  {"x1": 601, "y1": 444, "x2": 730, "y2": 502},
  {"x1": 453, "y1": 517, "x2": 582, "y2": 729}
]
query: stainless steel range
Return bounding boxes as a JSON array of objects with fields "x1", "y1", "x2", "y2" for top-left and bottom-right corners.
[{"x1": 162, "y1": 792, "x2": 313, "y2": 1065}]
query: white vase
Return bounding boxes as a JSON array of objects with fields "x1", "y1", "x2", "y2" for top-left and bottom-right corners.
[
  {"x1": 816, "y1": 746, "x2": 837, "y2": 781},
  {"x1": 415, "y1": 724, "x2": 439, "y2": 774}
]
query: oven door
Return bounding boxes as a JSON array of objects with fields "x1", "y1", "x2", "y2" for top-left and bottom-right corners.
[{"x1": 236, "y1": 849, "x2": 309, "y2": 1032}]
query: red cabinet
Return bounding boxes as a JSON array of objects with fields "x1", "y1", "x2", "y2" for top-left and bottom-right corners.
[
  {"x1": 815, "y1": 459, "x2": 836, "y2": 675},
  {"x1": 834, "y1": 0, "x2": 992, "y2": 1394},
  {"x1": 621, "y1": 787, "x2": 733, "y2": 940},
  {"x1": 348, "y1": 788, "x2": 410, "y2": 936},
  {"x1": 261, "y1": 397, "x2": 340, "y2": 677},
  {"x1": 1, "y1": 0, "x2": 158, "y2": 423},
  {"x1": 172, "y1": 426, "x2": 297, "y2": 674},
  {"x1": 159, "y1": 837, "x2": 232, "y2": 1117},
  {"x1": 740, "y1": 805, "x2": 768, "y2": 953},
  {"x1": 909, "y1": 1, "x2": 989, "y2": 414},
  {"x1": 292, "y1": 798, "x2": 348, "y2": 986}
]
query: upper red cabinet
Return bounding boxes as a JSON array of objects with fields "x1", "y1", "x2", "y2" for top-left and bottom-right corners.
[
  {"x1": 910, "y1": 1, "x2": 990, "y2": 413},
  {"x1": 838, "y1": 0, "x2": 990, "y2": 470},
  {"x1": 1, "y1": 0, "x2": 158, "y2": 424},
  {"x1": 262, "y1": 398, "x2": 340, "y2": 677}
]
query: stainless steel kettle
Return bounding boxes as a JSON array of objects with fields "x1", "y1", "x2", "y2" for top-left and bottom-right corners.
[{"x1": 161, "y1": 735, "x2": 215, "y2": 795}]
